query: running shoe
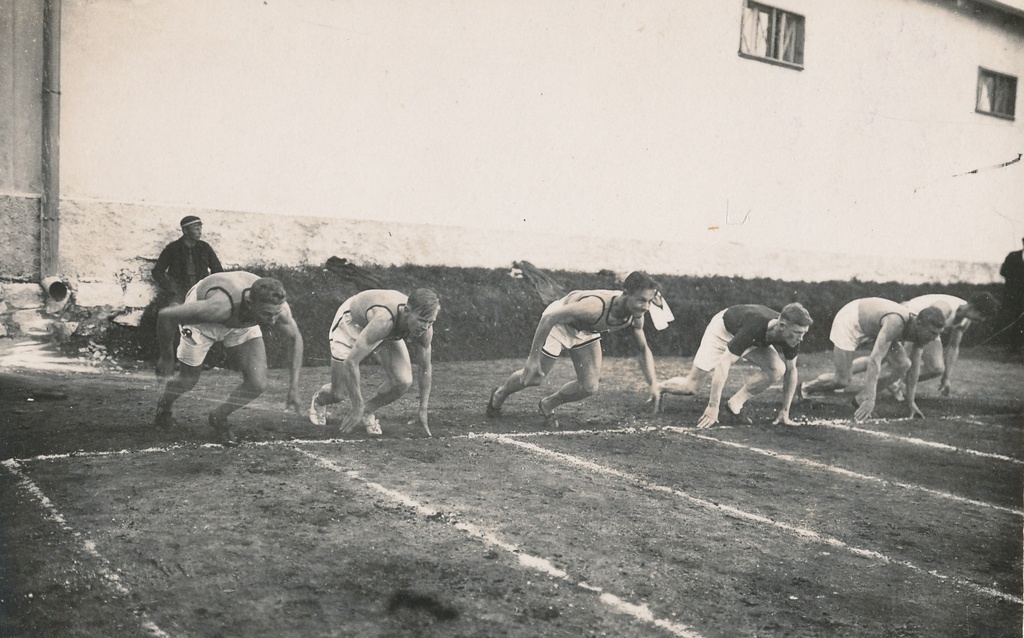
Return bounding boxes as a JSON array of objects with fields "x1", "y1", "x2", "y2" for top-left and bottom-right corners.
[
  {"x1": 309, "y1": 392, "x2": 328, "y2": 427},
  {"x1": 720, "y1": 404, "x2": 753, "y2": 425},
  {"x1": 209, "y1": 412, "x2": 238, "y2": 446},
  {"x1": 155, "y1": 409, "x2": 175, "y2": 430},
  {"x1": 485, "y1": 387, "x2": 502, "y2": 418},
  {"x1": 539, "y1": 399, "x2": 559, "y2": 429}
]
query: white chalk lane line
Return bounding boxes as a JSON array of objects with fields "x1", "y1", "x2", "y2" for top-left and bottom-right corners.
[
  {"x1": 291, "y1": 446, "x2": 704, "y2": 638},
  {"x1": 797, "y1": 418, "x2": 1022, "y2": 464},
  {"x1": 1, "y1": 458, "x2": 175, "y2": 638},
  {"x1": 659, "y1": 426, "x2": 1023, "y2": 518},
  {"x1": 487, "y1": 435, "x2": 1023, "y2": 606}
]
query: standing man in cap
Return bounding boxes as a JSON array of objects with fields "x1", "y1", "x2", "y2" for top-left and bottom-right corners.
[{"x1": 152, "y1": 215, "x2": 224, "y2": 305}]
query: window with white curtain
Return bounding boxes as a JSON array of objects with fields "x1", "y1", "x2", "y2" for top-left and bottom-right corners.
[
  {"x1": 976, "y1": 68, "x2": 1017, "y2": 120},
  {"x1": 739, "y1": 1, "x2": 804, "y2": 70}
]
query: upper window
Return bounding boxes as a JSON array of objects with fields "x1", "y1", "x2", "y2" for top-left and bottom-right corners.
[
  {"x1": 739, "y1": 1, "x2": 805, "y2": 70},
  {"x1": 976, "y1": 68, "x2": 1017, "y2": 120}
]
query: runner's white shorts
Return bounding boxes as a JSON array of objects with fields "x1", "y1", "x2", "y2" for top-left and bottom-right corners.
[
  {"x1": 177, "y1": 323, "x2": 262, "y2": 368},
  {"x1": 176, "y1": 284, "x2": 263, "y2": 367},
  {"x1": 829, "y1": 300, "x2": 868, "y2": 352},
  {"x1": 328, "y1": 299, "x2": 362, "y2": 362},
  {"x1": 692, "y1": 310, "x2": 755, "y2": 372},
  {"x1": 540, "y1": 301, "x2": 601, "y2": 357}
]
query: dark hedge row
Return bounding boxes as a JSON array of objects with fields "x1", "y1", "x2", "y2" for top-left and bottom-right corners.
[{"x1": 109, "y1": 263, "x2": 1003, "y2": 367}]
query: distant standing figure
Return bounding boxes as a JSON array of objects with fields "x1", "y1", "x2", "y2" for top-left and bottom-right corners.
[
  {"x1": 485, "y1": 271, "x2": 661, "y2": 429},
  {"x1": 998, "y1": 237, "x2": 1024, "y2": 353},
  {"x1": 851, "y1": 293, "x2": 998, "y2": 397},
  {"x1": 309, "y1": 289, "x2": 440, "y2": 437},
  {"x1": 800, "y1": 297, "x2": 945, "y2": 421},
  {"x1": 155, "y1": 272, "x2": 304, "y2": 444},
  {"x1": 652, "y1": 303, "x2": 814, "y2": 427},
  {"x1": 152, "y1": 216, "x2": 224, "y2": 304}
]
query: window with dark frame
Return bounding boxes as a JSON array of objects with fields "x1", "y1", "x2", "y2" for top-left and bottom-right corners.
[
  {"x1": 976, "y1": 68, "x2": 1017, "y2": 120},
  {"x1": 739, "y1": 1, "x2": 805, "y2": 69}
]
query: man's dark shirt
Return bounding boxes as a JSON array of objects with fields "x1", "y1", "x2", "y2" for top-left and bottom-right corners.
[
  {"x1": 722, "y1": 304, "x2": 800, "y2": 360},
  {"x1": 1000, "y1": 250, "x2": 1024, "y2": 304},
  {"x1": 152, "y1": 237, "x2": 223, "y2": 301}
]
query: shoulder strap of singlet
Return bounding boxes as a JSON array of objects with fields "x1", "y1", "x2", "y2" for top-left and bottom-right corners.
[
  {"x1": 568, "y1": 293, "x2": 608, "y2": 328},
  {"x1": 604, "y1": 294, "x2": 632, "y2": 328},
  {"x1": 204, "y1": 286, "x2": 236, "y2": 316},
  {"x1": 879, "y1": 311, "x2": 908, "y2": 335},
  {"x1": 365, "y1": 303, "x2": 401, "y2": 337}
]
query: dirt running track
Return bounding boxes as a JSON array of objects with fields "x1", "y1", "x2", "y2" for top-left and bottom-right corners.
[{"x1": 0, "y1": 349, "x2": 1021, "y2": 637}]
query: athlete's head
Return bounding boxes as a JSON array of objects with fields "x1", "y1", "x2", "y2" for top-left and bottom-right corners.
[
  {"x1": 912, "y1": 306, "x2": 945, "y2": 344},
  {"x1": 776, "y1": 303, "x2": 813, "y2": 347},
  {"x1": 780, "y1": 303, "x2": 814, "y2": 327},
  {"x1": 405, "y1": 288, "x2": 440, "y2": 337},
  {"x1": 622, "y1": 271, "x2": 660, "y2": 295},
  {"x1": 964, "y1": 292, "x2": 999, "y2": 322},
  {"x1": 621, "y1": 271, "x2": 661, "y2": 317},
  {"x1": 247, "y1": 277, "x2": 287, "y2": 323},
  {"x1": 180, "y1": 216, "x2": 203, "y2": 242}
]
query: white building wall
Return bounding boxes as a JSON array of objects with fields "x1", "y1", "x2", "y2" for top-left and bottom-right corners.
[{"x1": 53, "y1": 0, "x2": 1023, "y2": 288}]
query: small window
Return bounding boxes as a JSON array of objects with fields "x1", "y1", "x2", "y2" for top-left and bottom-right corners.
[
  {"x1": 739, "y1": 1, "x2": 805, "y2": 69},
  {"x1": 976, "y1": 68, "x2": 1017, "y2": 120}
]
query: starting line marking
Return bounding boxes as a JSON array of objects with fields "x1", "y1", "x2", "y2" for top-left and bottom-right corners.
[
  {"x1": 292, "y1": 447, "x2": 704, "y2": 638},
  {"x1": 0, "y1": 459, "x2": 175, "y2": 638},
  {"x1": 485, "y1": 435, "x2": 1024, "y2": 606},
  {"x1": 661, "y1": 427, "x2": 1024, "y2": 518}
]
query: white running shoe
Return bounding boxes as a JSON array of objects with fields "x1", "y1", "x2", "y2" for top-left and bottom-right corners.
[
  {"x1": 890, "y1": 381, "x2": 906, "y2": 403},
  {"x1": 364, "y1": 414, "x2": 382, "y2": 436},
  {"x1": 309, "y1": 392, "x2": 328, "y2": 427}
]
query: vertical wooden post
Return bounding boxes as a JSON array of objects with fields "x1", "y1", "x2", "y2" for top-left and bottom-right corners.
[{"x1": 40, "y1": 0, "x2": 61, "y2": 278}]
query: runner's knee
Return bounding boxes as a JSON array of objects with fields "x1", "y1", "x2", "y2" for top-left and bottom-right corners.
[
  {"x1": 832, "y1": 373, "x2": 852, "y2": 389},
  {"x1": 393, "y1": 378, "x2": 413, "y2": 395},
  {"x1": 890, "y1": 356, "x2": 911, "y2": 376},
  {"x1": 242, "y1": 371, "x2": 268, "y2": 395},
  {"x1": 385, "y1": 367, "x2": 413, "y2": 395},
  {"x1": 579, "y1": 378, "x2": 600, "y2": 396}
]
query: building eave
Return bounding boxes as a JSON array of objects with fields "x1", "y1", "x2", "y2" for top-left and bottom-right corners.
[{"x1": 969, "y1": 0, "x2": 1024, "y2": 19}]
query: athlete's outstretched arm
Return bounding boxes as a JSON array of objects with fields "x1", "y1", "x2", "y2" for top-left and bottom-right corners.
[
  {"x1": 631, "y1": 316, "x2": 658, "y2": 398},
  {"x1": 854, "y1": 316, "x2": 905, "y2": 422},
  {"x1": 698, "y1": 351, "x2": 740, "y2": 428},
  {"x1": 339, "y1": 310, "x2": 393, "y2": 433},
  {"x1": 773, "y1": 357, "x2": 799, "y2": 425},
  {"x1": 272, "y1": 303, "x2": 304, "y2": 414},
  {"x1": 410, "y1": 328, "x2": 434, "y2": 437},
  {"x1": 940, "y1": 324, "x2": 967, "y2": 395}
]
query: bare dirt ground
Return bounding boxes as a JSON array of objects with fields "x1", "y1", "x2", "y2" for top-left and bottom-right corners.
[{"x1": 1, "y1": 345, "x2": 1021, "y2": 637}]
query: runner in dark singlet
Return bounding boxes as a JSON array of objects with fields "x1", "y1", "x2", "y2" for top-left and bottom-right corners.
[{"x1": 653, "y1": 303, "x2": 813, "y2": 427}]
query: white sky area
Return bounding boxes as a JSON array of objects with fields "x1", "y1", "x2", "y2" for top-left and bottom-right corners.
[{"x1": 60, "y1": 0, "x2": 1024, "y2": 264}]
